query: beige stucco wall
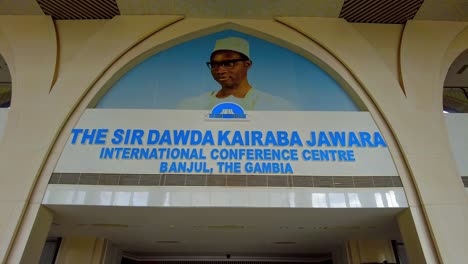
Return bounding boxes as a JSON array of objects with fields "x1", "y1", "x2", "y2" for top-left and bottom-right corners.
[
  {"x1": 0, "y1": 15, "x2": 467, "y2": 263},
  {"x1": 347, "y1": 240, "x2": 396, "y2": 264},
  {"x1": 54, "y1": 237, "x2": 107, "y2": 264}
]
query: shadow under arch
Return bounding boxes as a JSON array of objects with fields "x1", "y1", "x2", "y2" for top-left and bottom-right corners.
[
  {"x1": 87, "y1": 21, "x2": 367, "y2": 111},
  {"x1": 0, "y1": 54, "x2": 12, "y2": 108},
  {"x1": 443, "y1": 49, "x2": 468, "y2": 113}
]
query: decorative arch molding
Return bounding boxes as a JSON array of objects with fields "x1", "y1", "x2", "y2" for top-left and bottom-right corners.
[
  {"x1": 24, "y1": 16, "x2": 416, "y2": 262},
  {"x1": 36, "y1": 17, "x2": 409, "y2": 258},
  {"x1": 442, "y1": 24, "x2": 468, "y2": 81},
  {"x1": 38, "y1": 20, "x2": 420, "y2": 263},
  {"x1": 0, "y1": 16, "x2": 57, "y2": 109}
]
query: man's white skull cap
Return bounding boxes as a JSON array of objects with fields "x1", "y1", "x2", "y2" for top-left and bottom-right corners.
[{"x1": 212, "y1": 37, "x2": 250, "y2": 59}]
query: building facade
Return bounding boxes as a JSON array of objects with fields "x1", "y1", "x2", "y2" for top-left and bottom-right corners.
[{"x1": 0, "y1": 1, "x2": 467, "y2": 263}]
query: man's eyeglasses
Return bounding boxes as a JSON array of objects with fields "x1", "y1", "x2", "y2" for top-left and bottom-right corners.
[{"x1": 206, "y1": 59, "x2": 246, "y2": 70}]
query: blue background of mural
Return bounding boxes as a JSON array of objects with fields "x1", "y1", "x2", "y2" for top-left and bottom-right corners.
[{"x1": 96, "y1": 30, "x2": 359, "y2": 111}]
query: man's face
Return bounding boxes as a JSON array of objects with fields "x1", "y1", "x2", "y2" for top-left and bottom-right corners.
[{"x1": 210, "y1": 50, "x2": 251, "y2": 89}]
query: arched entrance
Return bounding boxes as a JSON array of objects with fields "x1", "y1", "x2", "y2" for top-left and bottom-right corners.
[{"x1": 41, "y1": 25, "x2": 405, "y2": 264}]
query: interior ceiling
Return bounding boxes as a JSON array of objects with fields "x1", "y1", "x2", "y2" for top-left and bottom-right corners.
[
  {"x1": 0, "y1": 0, "x2": 467, "y2": 21},
  {"x1": 47, "y1": 205, "x2": 403, "y2": 259}
]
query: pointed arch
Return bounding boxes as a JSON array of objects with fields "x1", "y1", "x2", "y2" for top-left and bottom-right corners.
[{"x1": 86, "y1": 20, "x2": 368, "y2": 111}]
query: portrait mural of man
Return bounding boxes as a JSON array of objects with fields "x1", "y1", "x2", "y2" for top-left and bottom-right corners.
[
  {"x1": 96, "y1": 30, "x2": 358, "y2": 111},
  {"x1": 177, "y1": 37, "x2": 294, "y2": 110}
]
